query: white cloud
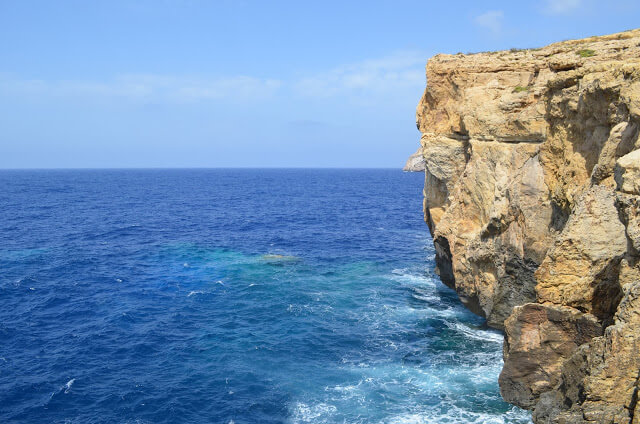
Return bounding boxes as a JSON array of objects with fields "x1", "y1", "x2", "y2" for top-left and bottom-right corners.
[
  {"x1": 293, "y1": 51, "x2": 426, "y2": 99},
  {"x1": 544, "y1": 0, "x2": 582, "y2": 14},
  {"x1": 0, "y1": 73, "x2": 282, "y2": 103},
  {"x1": 474, "y1": 10, "x2": 504, "y2": 34},
  {"x1": 0, "y1": 51, "x2": 428, "y2": 105}
]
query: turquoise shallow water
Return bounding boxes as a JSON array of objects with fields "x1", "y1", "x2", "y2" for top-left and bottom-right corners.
[{"x1": 0, "y1": 169, "x2": 530, "y2": 423}]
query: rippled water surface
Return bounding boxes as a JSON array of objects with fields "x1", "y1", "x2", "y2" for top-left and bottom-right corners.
[{"x1": 0, "y1": 169, "x2": 530, "y2": 423}]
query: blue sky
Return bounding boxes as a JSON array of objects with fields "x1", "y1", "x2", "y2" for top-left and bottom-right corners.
[{"x1": 1, "y1": 0, "x2": 639, "y2": 168}]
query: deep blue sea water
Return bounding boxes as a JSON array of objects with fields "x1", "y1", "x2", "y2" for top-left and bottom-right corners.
[{"x1": 0, "y1": 169, "x2": 531, "y2": 423}]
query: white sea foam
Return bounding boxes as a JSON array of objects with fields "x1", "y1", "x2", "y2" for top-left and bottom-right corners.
[
  {"x1": 290, "y1": 402, "x2": 338, "y2": 422},
  {"x1": 385, "y1": 405, "x2": 532, "y2": 424},
  {"x1": 409, "y1": 289, "x2": 439, "y2": 303},
  {"x1": 446, "y1": 322, "x2": 504, "y2": 344},
  {"x1": 64, "y1": 378, "x2": 75, "y2": 393},
  {"x1": 329, "y1": 384, "x2": 359, "y2": 393},
  {"x1": 390, "y1": 270, "x2": 435, "y2": 286},
  {"x1": 48, "y1": 377, "x2": 77, "y2": 403}
]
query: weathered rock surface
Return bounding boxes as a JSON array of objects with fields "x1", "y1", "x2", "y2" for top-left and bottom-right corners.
[
  {"x1": 403, "y1": 147, "x2": 426, "y2": 171},
  {"x1": 414, "y1": 29, "x2": 640, "y2": 422},
  {"x1": 535, "y1": 185, "x2": 628, "y2": 322},
  {"x1": 500, "y1": 304, "x2": 603, "y2": 409},
  {"x1": 616, "y1": 149, "x2": 640, "y2": 195}
]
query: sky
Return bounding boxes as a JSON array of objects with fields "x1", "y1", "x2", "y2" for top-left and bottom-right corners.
[{"x1": 1, "y1": 0, "x2": 639, "y2": 168}]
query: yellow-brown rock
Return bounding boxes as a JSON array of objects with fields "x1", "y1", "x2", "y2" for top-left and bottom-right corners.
[
  {"x1": 616, "y1": 149, "x2": 640, "y2": 195},
  {"x1": 412, "y1": 28, "x2": 640, "y2": 422},
  {"x1": 499, "y1": 304, "x2": 603, "y2": 409},
  {"x1": 535, "y1": 185, "x2": 628, "y2": 321}
]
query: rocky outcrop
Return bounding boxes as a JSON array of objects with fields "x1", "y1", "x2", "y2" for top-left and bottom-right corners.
[
  {"x1": 413, "y1": 29, "x2": 640, "y2": 422},
  {"x1": 403, "y1": 147, "x2": 426, "y2": 171}
]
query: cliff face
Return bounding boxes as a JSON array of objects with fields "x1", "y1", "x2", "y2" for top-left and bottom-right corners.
[{"x1": 415, "y1": 29, "x2": 640, "y2": 423}]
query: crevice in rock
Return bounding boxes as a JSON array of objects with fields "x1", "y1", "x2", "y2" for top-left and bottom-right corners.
[
  {"x1": 591, "y1": 257, "x2": 624, "y2": 326},
  {"x1": 550, "y1": 200, "x2": 570, "y2": 232},
  {"x1": 628, "y1": 370, "x2": 640, "y2": 423},
  {"x1": 433, "y1": 235, "x2": 455, "y2": 289}
]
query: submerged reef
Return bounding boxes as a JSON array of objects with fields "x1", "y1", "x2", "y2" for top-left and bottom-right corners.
[{"x1": 412, "y1": 29, "x2": 640, "y2": 423}]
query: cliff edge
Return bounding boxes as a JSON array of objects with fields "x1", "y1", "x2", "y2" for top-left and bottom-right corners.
[
  {"x1": 403, "y1": 148, "x2": 426, "y2": 171},
  {"x1": 414, "y1": 29, "x2": 640, "y2": 423}
]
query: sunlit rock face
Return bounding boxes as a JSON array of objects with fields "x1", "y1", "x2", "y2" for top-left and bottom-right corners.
[{"x1": 413, "y1": 28, "x2": 640, "y2": 423}]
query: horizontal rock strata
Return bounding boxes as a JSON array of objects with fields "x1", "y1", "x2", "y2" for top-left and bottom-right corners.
[{"x1": 413, "y1": 29, "x2": 640, "y2": 423}]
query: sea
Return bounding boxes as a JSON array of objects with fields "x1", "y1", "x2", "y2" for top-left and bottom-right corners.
[{"x1": 0, "y1": 169, "x2": 531, "y2": 423}]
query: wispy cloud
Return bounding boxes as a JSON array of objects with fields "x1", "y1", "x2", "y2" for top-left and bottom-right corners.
[
  {"x1": 293, "y1": 51, "x2": 426, "y2": 99},
  {"x1": 0, "y1": 50, "x2": 427, "y2": 106},
  {"x1": 474, "y1": 10, "x2": 504, "y2": 34},
  {"x1": 544, "y1": 0, "x2": 582, "y2": 14},
  {"x1": 0, "y1": 73, "x2": 282, "y2": 103}
]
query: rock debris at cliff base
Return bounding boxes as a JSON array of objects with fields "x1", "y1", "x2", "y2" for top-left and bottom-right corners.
[{"x1": 412, "y1": 28, "x2": 640, "y2": 423}]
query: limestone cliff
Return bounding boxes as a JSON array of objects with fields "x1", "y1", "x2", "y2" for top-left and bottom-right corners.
[
  {"x1": 413, "y1": 29, "x2": 640, "y2": 423},
  {"x1": 403, "y1": 148, "x2": 426, "y2": 171}
]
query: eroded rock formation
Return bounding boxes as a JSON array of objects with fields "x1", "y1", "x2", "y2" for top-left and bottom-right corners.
[
  {"x1": 413, "y1": 29, "x2": 640, "y2": 422},
  {"x1": 403, "y1": 148, "x2": 426, "y2": 171}
]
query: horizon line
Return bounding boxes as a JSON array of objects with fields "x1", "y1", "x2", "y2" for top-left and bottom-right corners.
[{"x1": 0, "y1": 166, "x2": 409, "y2": 171}]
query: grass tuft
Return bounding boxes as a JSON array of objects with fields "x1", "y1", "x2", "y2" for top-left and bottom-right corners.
[
  {"x1": 576, "y1": 49, "x2": 596, "y2": 58},
  {"x1": 513, "y1": 86, "x2": 531, "y2": 93}
]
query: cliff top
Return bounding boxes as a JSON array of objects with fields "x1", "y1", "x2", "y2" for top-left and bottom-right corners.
[
  {"x1": 428, "y1": 28, "x2": 640, "y2": 73},
  {"x1": 417, "y1": 28, "x2": 640, "y2": 141}
]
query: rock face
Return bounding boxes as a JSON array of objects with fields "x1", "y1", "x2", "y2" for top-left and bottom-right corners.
[
  {"x1": 414, "y1": 29, "x2": 640, "y2": 423},
  {"x1": 403, "y1": 147, "x2": 426, "y2": 171}
]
